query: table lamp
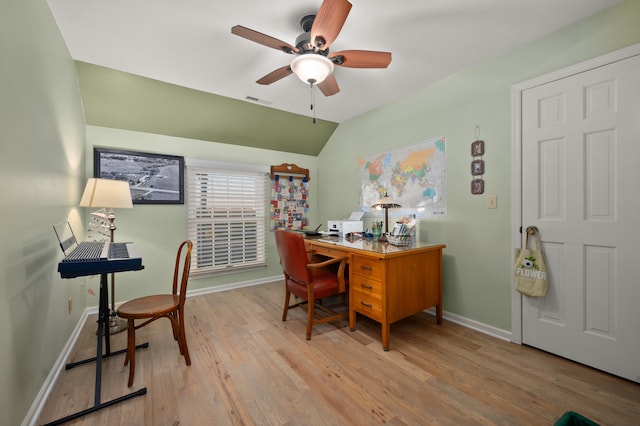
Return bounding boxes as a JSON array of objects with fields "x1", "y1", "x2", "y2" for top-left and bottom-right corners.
[
  {"x1": 80, "y1": 178, "x2": 133, "y2": 333},
  {"x1": 372, "y1": 192, "x2": 401, "y2": 241}
]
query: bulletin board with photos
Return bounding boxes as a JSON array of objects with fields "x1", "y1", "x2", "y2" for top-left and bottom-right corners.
[{"x1": 269, "y1": 163, "x2": 310, "y2": 231}]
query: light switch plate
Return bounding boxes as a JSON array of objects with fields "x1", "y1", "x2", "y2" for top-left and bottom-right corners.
[{"x1": 487, "y1": 195, "x2": 497, "y2": 209}]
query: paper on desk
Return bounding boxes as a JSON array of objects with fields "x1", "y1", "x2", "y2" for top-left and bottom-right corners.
[
  {"x1": 318, "y1": 239, "x2": 338, "y2": 244},
  {"x1": 348, "y1": 211, "x2": 364, "y2": 221}
]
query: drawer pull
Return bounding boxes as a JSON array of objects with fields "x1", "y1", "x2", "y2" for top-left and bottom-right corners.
[
  {"x1": 360, "y1": 284, "x2": 373, "y2": 290},
  {"x1": 360, "y1": 301, "x2": 373, "y2": 308},
  {"x1": 360, "y1": 265, "x2": 373, "y2": 271}
]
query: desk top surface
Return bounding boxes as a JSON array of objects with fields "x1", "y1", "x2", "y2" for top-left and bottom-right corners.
[{"x1": 305, "y1": 236, "x2": 445, "y2": 257}]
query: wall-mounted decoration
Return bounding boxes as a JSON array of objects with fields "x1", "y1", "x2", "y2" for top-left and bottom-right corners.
[
  {"x1": 358, "y1": 136, "x2": 446, "y2": 218},
  {"x1": 471, "y1": 179, "x2": 485, "y2": 195},
  {"x1": 94, "y1": 147, "x2": 184, "y2": 204},
  {"x1": 471, "y1": 159, "x2": 484, "y2": 176},
  {"x1": 471, "y1": 140, "x2": 485, "y2": 157},
  {"x1": 270, "y1": 163, "x2": 310, "y2": 231},
  {"x1": 470, "y1": 125, "x2": 485, "y2": 195}
]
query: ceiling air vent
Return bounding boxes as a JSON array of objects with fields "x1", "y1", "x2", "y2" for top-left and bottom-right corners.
[{"x1": 245, "y1": 96, "x2": 272, "y2": 105}]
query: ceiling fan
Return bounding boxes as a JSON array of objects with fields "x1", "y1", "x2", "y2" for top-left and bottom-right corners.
[{"x1": 231, "y1": 0, "x2": 392, "y2": 97}]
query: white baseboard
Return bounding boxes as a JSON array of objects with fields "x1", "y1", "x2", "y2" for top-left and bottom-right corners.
[
  {"x1": 425, "y1": 307, "x2": 512, "y2": 342},
  {"x1": 23, "y1": 309, "x2": 89, "y2": 426},
  {"x1": 24, "y1": 276, "x2": 511, "y2": 425},
  {"x1": 84, "y1": 275, "x2": 284, "y2": 316},
  {"x1": 186, "y1": 275, "x2": 283, "y2": 298}
]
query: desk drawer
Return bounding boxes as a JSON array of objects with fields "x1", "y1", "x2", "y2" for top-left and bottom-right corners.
[
  {"x1": 308, "y1": 244, "x2": 349, "y2": 260},
  {"x1": 351, "y1": 275, "x2": 383, "y2": 297},
  {"x1": 351, "y1": 287, "x2": 382, "y2": 321},
  {"x1": 351, "y1": 256, "x2": 384, "y2": 280}
]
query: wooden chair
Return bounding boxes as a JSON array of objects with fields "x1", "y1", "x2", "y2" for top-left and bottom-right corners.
[
  {"x1": 117, "y1": 240, "x2": 193, "y2": 387},
  {"x1": 274, "y1": 230, "x2": 348, "y2": 340}
]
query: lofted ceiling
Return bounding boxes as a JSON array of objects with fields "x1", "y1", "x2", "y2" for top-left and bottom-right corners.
[{"x1": 47, "y1": 0, "x2": 621, "y2": 155}]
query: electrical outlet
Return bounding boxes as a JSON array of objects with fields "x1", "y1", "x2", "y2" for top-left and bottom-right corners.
[
  {"x1": 68, "y1": 297, "x2": 73, "y2": 315},
  {"x1": 487, "y1": 195, "x2": 497, "y2": 209}
]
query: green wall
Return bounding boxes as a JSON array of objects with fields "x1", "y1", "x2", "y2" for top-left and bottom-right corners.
[
  {"x1": 316, "y1": 0, "x2": 640, "y2": 331},
  {"x1": 84, "y1": 126, "x2": 320, "y2": 303},
  {"x1": 0, "y1": 0, "x2": 86, "y2": 424}
]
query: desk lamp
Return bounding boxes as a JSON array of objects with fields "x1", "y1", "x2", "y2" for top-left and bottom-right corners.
[
  {"x1": 372, "y1": 192, "x2": 401, "y2": 241},
  {"x1": 80, "y1": 178, "x2": 133, "y2": 334}
]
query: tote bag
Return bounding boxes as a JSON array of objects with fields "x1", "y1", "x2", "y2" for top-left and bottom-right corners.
[{"x1": 514, "y1": 228, "x2": 549, "y2": 297}]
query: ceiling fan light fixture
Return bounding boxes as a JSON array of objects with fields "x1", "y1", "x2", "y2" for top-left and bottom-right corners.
[{"x1": 290, "y1": 54, "x2": 334, "y2": 85}]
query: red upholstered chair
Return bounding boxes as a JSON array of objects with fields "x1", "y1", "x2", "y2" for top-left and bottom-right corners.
[
  {"x1": 117, "y1": 240, "x2": 193, "y2": 387},
  {"x1": 274, "y1": 230, "x2": 348, "y2": 340}
]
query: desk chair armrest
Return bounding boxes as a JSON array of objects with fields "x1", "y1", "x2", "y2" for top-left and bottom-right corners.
[
  {"x1": 307, "y1": 256, "x2": 348, "y2": 292},
  {"x1": 306, "y1": 249, "x2": 318, "y2": 263},
  {"x1": 306, "y1": 255, "x2": 347, "y2": 269}
]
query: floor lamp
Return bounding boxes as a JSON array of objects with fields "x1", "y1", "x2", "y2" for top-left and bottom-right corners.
[
  {"x1": 80, "y1": 178, "x2": 133, "y2": 334},
  {"x1": 372, "y1": 192, "x2": 401, "y2": 242}
]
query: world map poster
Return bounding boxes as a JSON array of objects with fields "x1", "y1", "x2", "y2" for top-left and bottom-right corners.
[{"x1": 358, "y1": 136, "x2": 446, "y2": 218}]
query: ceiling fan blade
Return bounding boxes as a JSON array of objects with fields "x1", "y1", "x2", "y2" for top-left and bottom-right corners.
[
  {"x1": 330, "y1": 50, "x2": 392, "y2": 68},
  {"x1": 256, "y1": 65, "x2": 293, "y2": 85},
  {"x1": 317, "y1": 74, "x2": 340, "y2": 96},
  {"x1": 310, "y1": 0, "x2": 352, "y2": 51},
  {"x1": 231, "y1": 25, "x2": 298, "y2": 54}
]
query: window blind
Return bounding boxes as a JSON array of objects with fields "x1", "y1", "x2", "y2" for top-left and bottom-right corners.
[{"x1": 186, "y1": 164, "x2": 267, "y2": 276}]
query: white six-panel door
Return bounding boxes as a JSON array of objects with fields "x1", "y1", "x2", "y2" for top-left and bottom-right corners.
[{"x1": 520, "y1": 53, "x2": 640, "y2": 383}]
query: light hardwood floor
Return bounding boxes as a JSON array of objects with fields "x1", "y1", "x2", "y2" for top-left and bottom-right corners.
[{"x1": 38, "y1": 281, "x2": 640, "y2": 425}]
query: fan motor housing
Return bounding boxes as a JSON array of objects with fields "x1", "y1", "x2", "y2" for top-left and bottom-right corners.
[
  {"x1": 299, "y1": 14, "x2": 315, "y2": 32},
  {"x1": 295, "y1": 14, "x2": 329, "y2": 55},
  {"x1": 295, "y1": 33, "x2": 328, "y2": 55}
]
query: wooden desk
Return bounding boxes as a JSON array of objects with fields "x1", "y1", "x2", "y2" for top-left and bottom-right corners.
[{"x1": 305, "y1": 237, "x2": 445, "y2": 350}]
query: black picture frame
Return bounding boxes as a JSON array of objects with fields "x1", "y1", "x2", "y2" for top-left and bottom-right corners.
[
  {"x1": 471, "y1": 140, "x2": 485, "y2": 157},
  {"x1": 94, "y1": 147, "x2": 184, "y2": 204},
  {"x1": 471, "y1": 159, "x2": 485, "y2": 176}
]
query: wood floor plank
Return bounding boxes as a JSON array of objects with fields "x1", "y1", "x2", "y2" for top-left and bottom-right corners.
[{"x1": 37, "y1": 281, "x2": 640, "y2": 425}]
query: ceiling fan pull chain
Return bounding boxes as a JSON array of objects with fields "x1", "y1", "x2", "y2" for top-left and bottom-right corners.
[{"x1": 310, "y1": 81, "x2": 317, "y2": 124}]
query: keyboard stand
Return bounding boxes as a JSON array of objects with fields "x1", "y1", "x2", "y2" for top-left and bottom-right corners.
[{"x1": 43, "y1": 272, "x2": 148, "y2": 425}]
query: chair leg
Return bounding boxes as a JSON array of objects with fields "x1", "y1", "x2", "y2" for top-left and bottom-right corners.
[
  {"x1": 178, "y1": 307, "x2": 191, "y2": 366},
  {"x1": 126, "y1": 319, "x2": 136, "y2": 387},
  {"x1": 306, "y1": 297, "x2": 315, "y2": 340},
  {"x1": 169, "y1": 313, "x2": 181, "y2": 345},
  {"x1": 282, "y1": 286, "x2": 291, "y2": 321}
]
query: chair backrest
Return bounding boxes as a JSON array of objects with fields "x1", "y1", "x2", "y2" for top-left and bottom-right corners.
[
  {"x1": 173, "y1": 240, "x2": 193, "y2": 306},
  {"x1": 274, "y1": 230, "x2": 312, "y2": 285}
]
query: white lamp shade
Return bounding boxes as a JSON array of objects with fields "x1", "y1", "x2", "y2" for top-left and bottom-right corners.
[
  {"x1": 372, "y1": 193, "x2": 401, "y2": 209},
  {"x1": 79, "y1": 178, "x2": 133, "y2": 209},
  {"x1": 290, "y1": 54, "x2": 334, "y2": 85}
]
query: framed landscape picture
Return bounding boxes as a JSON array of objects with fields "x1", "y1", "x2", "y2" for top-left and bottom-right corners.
[{"x1": 94, "y1": 147, "x2": 184, "y2": 204}]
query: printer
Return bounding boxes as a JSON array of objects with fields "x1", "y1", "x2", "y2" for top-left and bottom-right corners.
[{"x1": 328, "y1": 211, "x2": 364, "y2": 236}]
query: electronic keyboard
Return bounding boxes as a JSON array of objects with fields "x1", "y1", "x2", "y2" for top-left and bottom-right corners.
[{"x1": 58, "y1": 241, "x2": 143, "y2": 278}]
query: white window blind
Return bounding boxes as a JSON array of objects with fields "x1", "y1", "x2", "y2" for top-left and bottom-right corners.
[{"x1": 186, "y1": 163, "x2": 267, "y2": 277}]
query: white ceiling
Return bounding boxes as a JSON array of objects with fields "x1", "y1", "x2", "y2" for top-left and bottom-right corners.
[{"x1": 47, "y1": 0, "x2": 621, "y2": 123}]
